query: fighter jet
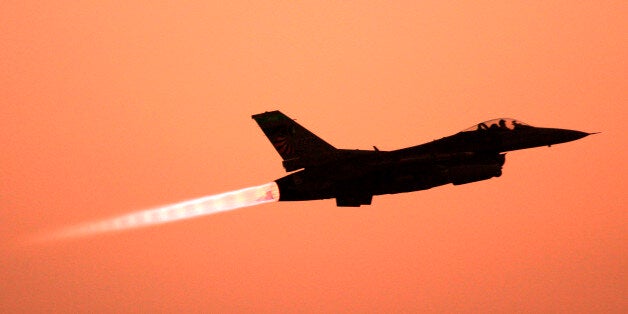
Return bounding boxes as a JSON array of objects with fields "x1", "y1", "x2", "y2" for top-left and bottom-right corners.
[{"x1": 252, "y1": 111, "x2": 593, "y2": 207}]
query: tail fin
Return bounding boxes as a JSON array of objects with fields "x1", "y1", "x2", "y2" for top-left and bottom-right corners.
[{"x1": 252, "y1": 111, "x2": 336, "y2": 171}]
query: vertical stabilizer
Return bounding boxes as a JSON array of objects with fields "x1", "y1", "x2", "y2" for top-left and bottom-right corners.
[{"x1": 252, "y1": 111, "x2": 336, "y2": 170}]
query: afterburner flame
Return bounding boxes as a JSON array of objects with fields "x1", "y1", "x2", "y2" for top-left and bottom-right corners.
[{"x1": 33, "y1": 182, "x2": 279, "y2": 242}]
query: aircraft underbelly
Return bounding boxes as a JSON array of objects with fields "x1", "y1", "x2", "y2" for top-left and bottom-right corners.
[{"x1": 275, "y1": 153, "x2": 505, "y2": 203}]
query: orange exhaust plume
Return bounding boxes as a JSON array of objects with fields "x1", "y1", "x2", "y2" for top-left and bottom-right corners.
[{"x1": 31, "y1": 182, "x2": 279, "y2": 243}]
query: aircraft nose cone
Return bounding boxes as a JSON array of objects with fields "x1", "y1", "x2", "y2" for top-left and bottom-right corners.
[
  {"x1": 566, "y1": 130, "x2": 590, "y2": 141},
  {"x1": 567, "y1": 130, "x2": 591, "y2": 141},
  {"x1": 551, "y1": 129, "x2": 591, "y2": 144}
]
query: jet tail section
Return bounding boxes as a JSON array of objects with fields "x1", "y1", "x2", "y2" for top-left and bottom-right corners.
[{"x1": 252, "y1": 111, "x2": 337, "y2": 171}]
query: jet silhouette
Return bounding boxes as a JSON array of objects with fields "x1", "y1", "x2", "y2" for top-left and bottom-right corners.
[{"x1": 252, "y1": 111, "x2": 593, "y2": 207}]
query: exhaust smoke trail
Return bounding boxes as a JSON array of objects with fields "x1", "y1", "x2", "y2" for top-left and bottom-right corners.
[{"x1": 32, "y1": 182, "x2": 279, "y2": 243}]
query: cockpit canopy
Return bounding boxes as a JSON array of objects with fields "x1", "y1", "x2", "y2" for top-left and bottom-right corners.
[{"x1": 461, "y1": 118, "x2": 530, "y2": 132}]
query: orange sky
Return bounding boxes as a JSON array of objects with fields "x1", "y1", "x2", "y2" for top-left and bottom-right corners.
[{"x1": 1, "y1": 1, "x2": 626, "y2": 312}]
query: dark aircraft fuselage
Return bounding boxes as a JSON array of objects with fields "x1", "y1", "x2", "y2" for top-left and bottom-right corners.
[{"x1": 252, "y1": 112, "x2": 592, "y2": 206}]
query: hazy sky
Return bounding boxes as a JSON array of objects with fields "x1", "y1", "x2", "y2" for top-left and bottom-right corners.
[{"x1": 2, "y1": 1, "x2": 626, "y2": 312}]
